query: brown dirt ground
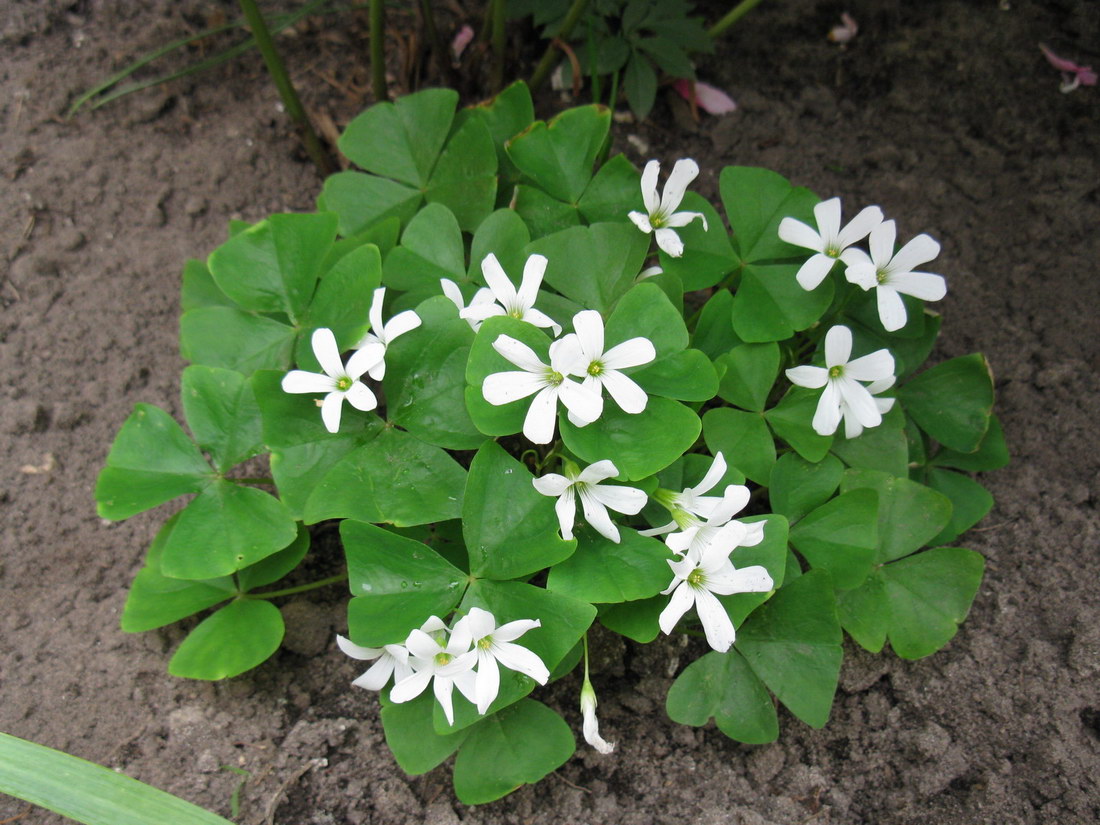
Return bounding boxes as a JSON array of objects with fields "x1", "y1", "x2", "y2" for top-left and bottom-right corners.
[{"x1": 2, "y1": 1, "x2": 1098, "y2": 823}]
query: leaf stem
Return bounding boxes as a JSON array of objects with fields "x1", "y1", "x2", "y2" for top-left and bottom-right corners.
[
  {"x1": 247, "y1": 573, "x2": 347, "y2": 599},
  {"x1": 237, "y1": 0, "x2": 335, "y2": 176},
  {"x1": 490, "y1": 0, "x2": 507, "y2": 91},
  {"x1": 530, "y1": 0, "x2": 590, "y2": 92},
  {"x1": 708, "y1": 0, "x2": 767, "y2": 39}
]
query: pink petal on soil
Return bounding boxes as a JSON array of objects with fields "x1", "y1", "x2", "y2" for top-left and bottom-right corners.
[
  {"x1": 673, "y1": 79, "x2": 737, "y2": 115},
  {"x1": 829, "y1": 13, "x2": 858, "y2": 44},
  {"x1": 1039, "y1": 43, "x2": 1096, "y2": 85}
]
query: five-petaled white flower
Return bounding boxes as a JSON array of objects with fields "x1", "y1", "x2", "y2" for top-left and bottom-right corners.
[
  {"x1": 389, "y1": 616, "x2": 477, "y2": 726},
  {"x1": 554, "y1": 310, "x2": 656, "y2": 425},
  {"x1": 482, "y1": 335, "x2": 602, "y2": 444},
  {"x1": 785, "y1": 325, "x2": 895, "y2": 437},
  {"x1": 354, "y1": 287, "x2": 421, "y2": 380},
  {"x1": 842, "y1": 220, "x2": 947, "y2": 331},
  {"x1": 628, "y1": 159, "x2": 708, "y2": 258},
  {"x1": 580, "y1": 678, "x2": 615, "y2": 754},
  {"x1": 440, "y1": 278, "x2": 496, "y2": 331},
  {"x1": 336, "y1": 634, "x2": 413, "y2": 691},
  {"x1": 639, "y1": 451, "x2": 736, "y2": 537},
  {"x1": 838, "y1": 374, "x2": 896, "y2": 439},
  {"x1": 778, "y1": 197, "x2": 884, "y2": 290},
  {"x1": 532, "y1": 459, "x2": 647, "y2": 543},
  {"x1": 460, "y1": 253, "x2": 562, "y2": 337},
  {"x1": 659, "y1": 520, "x2": 774, "y2": 653},
  {"x1": 281, "y1": 327, "x2": 384, "y2": 434},
  {"x1": 664, "y1": 486, "x2": 765, "y2": 560},
  {"x1": 452, "y1": 607, "x2": 549, "y2": 715}
]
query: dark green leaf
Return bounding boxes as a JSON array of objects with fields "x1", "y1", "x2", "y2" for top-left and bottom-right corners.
[
  {"x1": 237, "y1": 524, "x2": 310, "y2": 592},
  {"x1": 506, "y1": 105, "x2": 611, "y2": 203},
  {"x1": 179, "y1": 306, "x2": 295, "y2": 374},
  {"x1": 318, "y1": 171, "x2": 422, "y2": 237},
  {"x1": 381, "y1": 691, "x2": 471, "y2": 775},
  {"x1": 702, "y1": 408, "x2": 776, "y2": 486},
  {"x1": 840, "y1": 469, "x2": 953, "y2": 563},
  {"x1": 577, "y1": 154, "x2": 642, "y2": 224},
  {"x1": 633, "y1": 348, "x2": 718, "y2": 402},
  {"x1": 527, "y1": 222, "x2": 649, "y2": 313},
  {"x1": 425, "y1": 116, "x2": 498, "y2": 232},
  {"x1": 666, "y1": 650, "x2": 778, "y2": 743},
  {"x1": 181, "y1": 365, "x2": 264, "y2": 473},
  {"x1": 788, "y1": 489, "x2": 878, "y2": 589},
  {"x1": 623, "y1": 52, "x2": 657, "y2": 121},
  {"x1": 547, "y1": 526, "x2": 673, "y2": 603},
  {"x1": 511, "y1": 184, "x2": 581, "y2": 239},
  {"x1": 716, "y1": 342, "x2": 779, "y2": 411},
  {"x1": 932, "y1": 414, "x2": 1009, "y2": 472},
  {"x1": 598, "y1": 596, "x2": 665, "y2": 643},
  {"x1": 899, "y1": 354, "x2": 994, "y2": 453},
  {"x1": 720, "y1": 166, "x2": 818, "y2": 263},
  {"x1": 767, "y1": 452, "x2": 844, "y2": 524},
  {"x1": 925, "y1": 468, "x2": 994, "y2": 544},
  {"x1": 605, "y1": 282, "x2": 689, "y2": 360},
  {"x1": 830, "y1": 405, "x2": 909, "y2": 477},
  {"x1": 168, "y1": 599, "x2": 284, "y2": 680},
  {"x1": 690, "y1": 289, "x2": 739, "y2": 360},
  {"x1": 655, "y1": 193, "x2": 738, "y2": 291},
  {"x1": 764, "y1": 387, "x2": 834, "y2": 462},
  {"x1": 732, "y1": 262, "x2": 833, "y2": 342}
]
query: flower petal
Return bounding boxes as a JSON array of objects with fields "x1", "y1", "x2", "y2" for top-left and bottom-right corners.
[
  {"x1": 628, "y1": 210, "x2": 654, "y2": 234},
  {"x1": 320, "y1": 392, "x2": 345, "y2": 433},
  {"x1": 785, "y1": 365, "x2": 829, "y2": 389},
  {"x1": 368, "y1": 288, "x2": 386, "y2": 336},
  {"x1": 876, "y1": 285, "x2": 909, "y2": 332},
  {"x1": 889, "y1": 233, "x2": 941, "y2": 274},
  {"x1": 891, "y1": 271, "x2": 947, "y2": 302},
  {"x1": 383, "y1": 309, "x2": 422, "y2": 343},
  {"x1": 836, "y1": 204, "x2": 883, "y2": 249},
  {"x1": 778, "y1": 217, "x2": 824, "y2": 252},
  {"x1": 590, "y1": 483, "x2": 647, "y2": 515},
  {"x1": 824, "y1": 325, "x2": 853, "y2": 367},
  {"x1": 557, "y1": 379, "x2": 603, "y2": 425},
  {"x1": 480, "y1": 253, "x2": 517, "y2": 304},
  {"x1": 282, "y1": 370, "x2": 336, "y2": 394},
  {"x1": 347, "y1": 342, "x2": 385, "y2": 380},
  {"x1": 352, "y1": 655, "x2": 397, "y2": 691},
  {"x1": 523, "y1": 385, "x2": 560, "y2": 444},
  {"x1": 692, "y1": 452, "x2": 728, "y2": 496},
  {"x1": 837, "y1": 376, "x2": 882, "y2": 428},
  {"x1": 474, "y1": 651, "x2": 500, "y2": 714},
  {"x1": 405, "y1": 629, "x2": 443, "y2": 659},
  {"x1": 795, "y1": 253, "x2": 836, "y2": 291},
  {"x1": 336, "y1": 635, "x2": 382, "y2": 661},
  {"x1": 433, "y1": 675, "x2": 457, "y2": 725},
  {"x1": 599, "y1": 369, "x2": 649, "y2": 414},
  {"x1": 491, "y1": 334, "x2": 545, "y2": 372},
  {"x1": 533, "y1": 472, "x2": 572, "y2": 497},
  {"x1": 343, "y1": 380, "x2": 378, "y2": 412},
  {"x1": 389, "y1": 669, "x2": 432, "y2": 704},
  {"x1": 493, "y1": 641, "x2": 549, "y2": 684},
  {"x1": 483, "y1": 370, "x2": 545, "y2": 405},
  {"x1": 517, "y1": 254, "x2": 549, "y2": 310},
  {"x1": 311, "y1": 327, "x2": 344, "y2": 378},
  {"x1": 869, "y1": 220, "x2": 897, "y2": 268},
  {"x1": 694, "y1": 588, "x2": 736, "y2": 652},
  {"x1": 572, "y1": 310, "x2": 605, "y2": 362},
  {"x1": 658, "y1": 581, "x2": 695, "y2": 634},
  {"x1": 640, "y1": 160, "x2": 661, "y2": 214},
  {"x1": 660, "y1": 158, "x2": 699, "y2": 215},
  {"x1": 846, "y1": 348, "x2": 895, "y2": 382},
  {"x1": 664, "y1": 210, "x2": 706, "y2": 230},
  {"x1": 812, "y1": 198, "x2": 842, "y2": 245},
  {"x1": 812, "y1": 381, "x2": 842, "y2": 436},
  {"x1": 440, "y1": 278, "x2": 464, "y2": 311},
  {"x1": 602, "y1": 337, "x2": 656, "y2": 370},
  {"x1": 554, "y1": 486, "x2": 577, "y2": 540},
  {"x1": 576, "y1": 460, "x2": 617, "y2": 484},
  {"x1": 654, "y1": 227, "x2": 685, "y2": 258},
  {"x1": 493, "y1": 619, "x2": 541, "y2": 643},
  {"x1": 579, "y1": 488, "x2": 619, "y2": 542},
  {"x1": 523, "y1": 307, "x2": 563, "y2": 338},
  {"x1": 706, "y1": 564, "x2": 774, "y2": 596}
]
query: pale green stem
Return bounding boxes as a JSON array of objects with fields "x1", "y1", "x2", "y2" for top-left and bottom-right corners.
[
  {"x1": 530, "y1": 0, "x2": 590, "y2": 91},
  {"x1": 708, "y1": 0, "x2": 767, "y2": 39},
  {"x1": 247, "y1": 573, "x2": 347, "y2": 599}
]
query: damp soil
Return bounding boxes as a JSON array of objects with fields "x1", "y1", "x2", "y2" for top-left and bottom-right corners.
[{"x1": 2, "y1": 1, "x2": 1099, "y2": 823}]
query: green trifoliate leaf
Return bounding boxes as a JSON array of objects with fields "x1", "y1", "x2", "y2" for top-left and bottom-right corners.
[
  {"x1": 181, "y1": 258, "x2": 233, "y2": 311},
  {"x1": 655, "y1": 193, "x2": 738, "y2": 291},
  {"x1": 768, "y1": 452, "x2": 844, "y2": 524},
  {"x1": 180, "y1": 306, "x2": 296, "y2": 374},
  {"x1": 702, "y1": 408, "x2": 776, "y2": 486},
  {"x1": 720, "y1": 515, "x2": 789, "y2": 627},
  {"x1": 736, "y1": 569, "x2": 842, "y2": 729},
  {"x1": 731, "y1": 262, "x2": 834, "y2": 342},
  {"x1": 764, "y1": 387, "x2": 834, "y2": 462},
  {"x1": 318, "y1": 172, "x2": 421, "y2": 237},
  {"x1": 206, "y1": 212, "x2": 337, "y2": 322},
  {"x1": 788, "y1": 489, "x2": 878, "y2": 589},
  {"x1": 459, "y1": 79, "x2": 535, "y2": 181},
  {"x1": 380, "y1": 691, "x2": 472, "y2": 776},
  {"x1": 598, "y1": 596, "x2": 665, "y2": 643},
  {"x1": 340, "y1": 87, "x2": 458, "y2": 187},
  {"x1": 180, "y1": 365, "x2": 264, "y2": 474},
  {"x1": 343, "y1": 520, "x2": 467, "y2": 647},
  {"x1": 383, "y1": 296, "x2": 483, "y2": 450},
  {"x1": 236, "y1": 524, "x2": 310, "y2": 592},
  {"x1": 899, "y1": 353, "x2": 995, "y2": 453},
  {"x1": 321, "y1": 217, "x2": 400, "y2": 272},
  {"x1": 511, "y1": 184, "x2": 581, "y2": 238},
  {"x1": 303, "y1": 242, "x2": 382, "y2": 343},
  {"x1": 577, "y1": 153, "x2": 642, "y2": 224},
  {"x1": 690, "y1": 289, "x2": 739, "y2": 360},
  {"x1": 121, "y1": 514, "x2": 235, "y2": 633},
  {"x1": 440, "y1": 580, "x2": 595, "y2": 732},
  {"x1": 383, "y1": 203, "x2": 466, "y2": 294},
  {"x1": 252, "y1": 370, "x2": 384, "y2": 450},
  {"x1": 840, "y1": 469, "x2": 953, "y2": 563},
  {"x1": 925, "y1": 468, "x2": 994, "y2": 544},
  {"x1": 839, "y1": 547, "x2": 984, "y2": 659},
  {"x1": 168, "y1": 598, "x2": 284, "y2": 680},
  {"x1": 561, "y1": 397, "x2": 701, "y2": 481},
  {"x1": 666, "y1": 649, "x2": 778, "y2": 744},
  {"x1": 303, "y1": 428, "x2": 466, "y2": 527},
  {"x1": 468, "y1": 209, "x2": 532, "y2": 284},
  {"x1": 506, "y1": 105, "x2": 611, "y2": 203},
  {"x1": 424, "y1": 116, "x2": 498, "y2": 232},
  {"x1": 463, "y1": 317, "x2": 552, "y2": 438},
  {"x1": 462, "y1": 441, "x2": 575, "y2": 580},
  {"x1": 547, "y1": 526, "x2": 674, "y2": 604},
  {"x1": 526, "y1": 223, "x2": 649, "y2": 313},
  {"x1": 716, "y1": 342, "x2": 779, "y2": 411},
  {"x1": 96, "y1": 404, "x2": 213, "y2": 520},
  {"x1": 830, "y1": 405, "x2": 909, "y2": 477},
  {"x1": 633, "y1": 348, "x2": 718, "y2": 402},
  {"x1": 720, "y1": 166, "x2": 817, "y2": 264},
  {"x1": 452, "y1": 699, "x2": 574, "y2": 804},
  {"x1": 931, "y1": 414, "x2": 1009, "y2": 472},
  {"x1": 605, "y1": 281, "x2": 688, "y2": 361},
  {"x1": 160, "y1": 480, "x2": 298, "y2": 579}
]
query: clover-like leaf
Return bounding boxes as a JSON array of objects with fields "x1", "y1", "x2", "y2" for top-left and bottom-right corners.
[
  {"x1": 666, "y1": 649, "x2": 778, "y2": 744},
  {"x1": 168, "y1": 598, "x2": 284, "y2": 680}
]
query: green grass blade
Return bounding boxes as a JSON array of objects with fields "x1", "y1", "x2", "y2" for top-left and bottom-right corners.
[{"x1": 0, "y1": 732, "x2": 233, "y2": 825}]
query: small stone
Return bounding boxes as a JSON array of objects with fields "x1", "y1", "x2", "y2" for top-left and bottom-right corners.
[
  {"x1": 0, "y1": 399, "x2": 47, "y2": 434},
  {"x1": 280, "y1": 600, "x2": 332, "y2": 657}
]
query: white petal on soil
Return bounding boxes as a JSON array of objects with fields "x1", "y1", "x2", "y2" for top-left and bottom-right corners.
[
  {"x1": 336, "y1": 635, "x2": 382, "y2": 661},
  {"x1": 836, "y1": 204, "x2": 884, "y2": 249},
  {"x1": 352, "y1": 656, "x2": 397, "y2": 691},
  {"x1": 869, "y1": 220, "x2": 897, "y2": 268},
  {"x1": 812, "y1": 198, "x2": 842, "y2": 244}
]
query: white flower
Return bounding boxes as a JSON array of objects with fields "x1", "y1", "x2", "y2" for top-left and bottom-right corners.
[
  {"x1": 628, "y1": 159, "x2": 708, "y2": 258},
  {"x1": 532, "y1": 459, "x2": 647, "y2": 543},
  {"x1": 658, "y1": 521, "x2": 774, "y2": 652},
  {"x1": 639, "y1": 451, "x2": 735, "y2": 537},
  {"x1": 389, "y1": 616, "x2": 478, "y2": 726},
  {"x1": 460, "y1": 253, "x2": 562, "y2": 337},
  {"x1": 335, "y1": 634, "x2": 413, "y2": 691},
  {"x1": 481, "y1": 335, "x2": 602, "y2": 444},
  {"x1": 440, "y1": 278, "x2": 496, "y2": 331},
  {"x1": 580, "y1": 679, "x2": 614, "y2": 754},
  {"x1": 554, "y1": 310, "x2": 656, "y2": 425},
  {"x1": 839, "y1": 375, "x2": 896, "y2": 439},
  {"x1": 452, "y1": 607, "x2": 548, "y2": 715},
  {"x1": 841, "y1": 220, "x2": 947, "y2": 331},
  {"x1": 785, "y1": 325, "x2": 895, "y2": 437},
  {"x1": 778, "y1": 197, "x2": 883, "y2": 290},
  {"x1": 664, "y1": 486, "x2": 765, "y2": 560},
  {"x1": 354, "y1": 287, "x2": 421, "y2": 380},
  {"x1": 281, "y1": 327, "x2": 384, "y2": 433}
]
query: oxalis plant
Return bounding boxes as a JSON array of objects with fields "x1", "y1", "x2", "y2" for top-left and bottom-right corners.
[{"x1": 96, "y1": 81, "x2": 1006, "y2": 803}]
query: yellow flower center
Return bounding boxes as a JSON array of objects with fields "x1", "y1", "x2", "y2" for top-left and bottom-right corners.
[{"x1": 336, "y1": 376, "x2": 353, "y2": 391}]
